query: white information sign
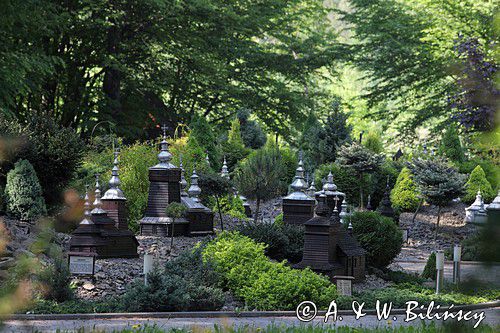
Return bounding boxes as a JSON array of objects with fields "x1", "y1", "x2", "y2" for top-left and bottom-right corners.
[
  {"x1": 336, "y1": 279, "x2": 352, "y2": 296},
  {"x1": 69, "y1": 255, "x2": 95, "y2": 275}
]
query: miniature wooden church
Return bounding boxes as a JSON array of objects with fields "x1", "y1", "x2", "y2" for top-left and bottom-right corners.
[
  {"x1": 69, "y1": 167, "x2": 139, "y2": 258},
  {"x1": 282, "y1": 153, "x2": 315, "y2": 225},
  {"x1": 139, "y1": 128, "x2": 214, "y2": 236},
  {"x1": 314, "y1": 172, "x2": 346, "y2": 216},
  {"x1": 294, "y1": 194, "x2": 366, "y2": 281}
]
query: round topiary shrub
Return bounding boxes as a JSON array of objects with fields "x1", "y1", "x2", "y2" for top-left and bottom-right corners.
[
  {"x1": 390, "y1": 167, "x2": 420, "y2": 212},
  {"x1": 350, "y1": 211, "x2": 402, "y2": 268},
  {"x1": 462, "y1": 165, "x2": 495, "y2": 204},
  {"x1": 5, "y1": 159, "x2": 46, "y2": 220}
]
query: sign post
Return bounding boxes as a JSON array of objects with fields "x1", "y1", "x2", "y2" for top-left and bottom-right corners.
[
  {"x1": 435, "y1": 250, "x2": 444, "y2": 294},
  {"x1": 333, "y1": 276, "x2": 355, "y2": 296},
  {"x1": 453, "y1": 244, "x2": 461, "y2": 285},
  {"x1": 143, "y1": 253, "x2": 153, "y2": 285},
  {"x1": 68, "y1": 252, "x2": 96, "y2": 276}
]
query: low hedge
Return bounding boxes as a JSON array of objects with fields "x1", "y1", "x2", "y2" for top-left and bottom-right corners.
[{"x1": 201, "y1": 231, "x2": 337, "y2": 310}]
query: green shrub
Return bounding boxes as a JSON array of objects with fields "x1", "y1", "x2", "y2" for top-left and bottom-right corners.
[
  {"x1": 439, "y1": 125, "x2": 465, "y2": 163},
  {"x1": 369, "y1": 159, "x2": 400, "y2": 209},
  {"x1": 206, "y1": 195, "x2": 246, "y2": 219},
  {"x1": 314, "y1": 163, "x2": 368, "y2": 207},
  {"x1": 277, "y1": 144, "x2": 298, "y2": 194},
  {"x1": 120, "y1": 248, "x2": 225, "y2": 312},
  {"x1": 237, "y1": 109, "x2": 267, "y2": 149},
  {"x1": 421, "y1": 252, "x2": 437, "y2": 280},
  {"x1": 202, "y1": 231, "x2": 336, "y2": 310},
  {"x1": 190, "y1": 116, "x2": 221, "y2": 170},
  {"x1": 462, "y1": 165, "x2": 495, "y2": 204},
  {"x1": 273, "y1": 213, "x2": 284, "y2": 226},
  {"x1": 0, "y1": 115, "x2": 83, "y2": 208},
  {"x1": 363, "y1": 131, "x2": 384, "y2": 153},
  {"x1": 458, "y1": 158, "x2": 499, "y2": 190},
  {"x1": 5, "y1": 159, "x2": 46, "y2": 220},
  {"x1": 349, "y1": 211, "x2": 402, "y2": 268},
  {"x1": 37, "y1": 247, "x2": 73, "y2": 302},
  {"x1": 222, "y1": 118, "x2": 250, "y2": 172},
  {"x1": 237, "y1": 222, "x2": 304, "y2": 263},
  {"x1": 391, "y1": 167, "x2": 421, "y2": 212}
]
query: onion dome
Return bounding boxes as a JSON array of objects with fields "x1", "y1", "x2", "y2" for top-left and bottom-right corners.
[
  {"x1": 487, "y1": 190, "x2": 500, "y2": 211},
  {"x1": 221, "y1": 156, "x2": 229, "y2": 179},
  {"x1": 467, "y1": 190, "x2": 485, "y2": 212},
  {"x1": 366, "y1": 194, "x2": 373, "y2": 211},
  {"x1": 188, "y1": 169, "x2": 202, "y2": 202},
  {"x1": 179, "y1": 156, "x2": 188, "y2": 197},
  {"x1": 322, "y1": 172, "x2": 337, "y2": 192},
  {"x1": 307, "y1": 180, "x2": 316, "y2": 197},
  {"x1": 348, "y1": 221, "x2": 353, "y2": 234},
  {"x1": 152, "y1": 125, "x2": 176, "y2": 169},
  {"x1": 315, "y1": 190, "x2": 329, "y2": 217},
  {"x1": 340, "y1": 198, "x2": 349, "y2": 220},
  {"x1": 91, "y1": 174, "x2": 106, "y2": 215},
  {"x1": 329, "y1": 196, "x2": 341, "y2": 225},
  {"x1": 284, "y1": 152, "x2": 313, "y2": 200},
  {"x1": 102, "y1": 149, "x2": 126, "y2": 200},
  {"x1": 80, "y1": 185, "x2": 93, "y2": 225}
]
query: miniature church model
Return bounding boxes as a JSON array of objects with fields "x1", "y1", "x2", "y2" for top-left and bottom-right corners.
[
  {"x1": 314, "y1": 172, "x2": 346, "y2": 216},
  {"x1": 294, "y1": 195, "x2": 366, "y2": 281},
  {"x1": 282, "y1": 153, "x2": 315, "y2": 225},
  {"x1": 139, "y1": 127, "x2": 214, "y2": 236},
  {"x1": 486, "y1": 190, "x2": 500, "y2": 222},
  {"x1": 465, "y1": 190, "x2": 488, "y2": 224},
  {"x1": 70, "y1": 169, "x2": 139, "y2": 258}
]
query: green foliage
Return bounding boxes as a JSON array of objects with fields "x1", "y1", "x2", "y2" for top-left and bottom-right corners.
[
  {"x1": 350, "y1": 211, "x2": 402, "y2": 268},
  {"x1": 223, "y1": 119, "x2": 250, "y2": 172},
  {"x1": 458, "y1": 157, "x2": 499, "y2": 191},
  {"x1": 235, "y1": 146, "x2": 283, "y2": 221},
  {"x1": 202, "y1": 231, "x2": 337, "y2": 310},
  {"x1": 273, "y1": 213, "x2": 284, "y2": 226},
  {"x1": 237, "y1": 109, "x2": 267, "y2": 149},
  {"x1": 206, "y1": 195, "x2": 246, "y2": 219},
  {"x1": 314, "y1": 163, "x2": 367, "y2": 207},
  {"x1": 369, "y1": 159, "x2": 400, "y2": 209},
  {"x1": 363, "y1": 131, "x2": 384, "y2": 154},
  {"x1": 321, "y1": 99, "x2": 353, "y2": 162},
  {"x1": 165, "y1": 202, "x2": 187, "y2": 220},
  {"x1": 190, "y1": 116, "x2": 220, "y2": 170},
  {"x1": 337, "y1": 142, "x2": 384, "y2": 175},
  {"x1": 237, "y1": 222, "x2": 304, "y2": 263},
  {"x1": 409, "y1": 157, "x2": 466, "y2": 207},
  {"x1": 421, "y1": 252, "x2": 437, "y2": 280},
  {"x1": 391, "y1": 167, "x2": 421, "y2": 212},
  {"x1": 5, "y1": 159, "x2": 46, "y2": 220},
  {"x1": 276, "y1": 145, "x2": 298, "y2": 194},
  {"x1": 299, "y1": 111, "x2": 328, "y2": 171},
  {"x1": 439, "y1": 126, "x2": 465, "y2": 163},
  {"x1": 120, "y1": 248, "x2": 225, "y2": 312},
  {"x1": 462, "y1": 165, "x2": 495, "y2": 204},
  {"x1": 0, "y1": 115, "x2": 83, "y2": 207},
  {"x1": 36, "y1": 247, "x2": 73, "y2": 302}
]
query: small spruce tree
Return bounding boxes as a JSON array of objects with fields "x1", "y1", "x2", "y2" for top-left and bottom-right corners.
[
  {"x1": 237, "y1": 109, "x2": 267, "y2": 149},
  {"x1": 222, "y1": 118, "x2": 249, "y2": 172},
  {"x1": 462, "y1": 165, "x2": 495, "y2": 204},
  {"x1": 190, "y1": 116, "x2": 220, "y2": 169},
  {"x1": 421, "y1": 252, "x2": 437, "y2": 280},
  {"x1": 363, "y1": 131, "x2": 384, "y2": 154},
  {"x1": 5, "y1": 159, "x2": 46, "y2": 220},
  {"x1": 390, "y1": 167, "x2": 420, "y2": 212},
  {"x1": 321, "y1": 98, "x2": 353, "y2": 162},
  {"x1": 438, "y1": 125, "x2": 465, "y2": 163},
  {"x1": 409, "y1": 157, "x2": 465, "y2": 240},
  {"x1": 235, "y1": 146, "x2": 283, "y2": 222}
]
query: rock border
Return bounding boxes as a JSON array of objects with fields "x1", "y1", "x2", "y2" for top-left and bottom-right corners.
[{"x1": 5, "y1": 300, "x2": 499, "y2": 321}]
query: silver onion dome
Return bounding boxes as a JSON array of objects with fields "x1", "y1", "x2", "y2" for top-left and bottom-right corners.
[
  {"x1": 221, "y1": 156, "x2": 229, "y2": 179},
  {"x1": 179, "y1": 156, "x2": 188, "y2": 197},
  {"x1": 102, "y1": 149, "x2": 126, "y2": 200},
  {"x1": 152, "y1": 125, "x2": 176, "y2": 169},
  {"x1": 91, "y1": 174, "x2": 106, "y2": 215},
  {"x1": 80, "y1": 185, "x2": 93, "y2": 225},
  {"x1": 187, "y1": 169, "x2": 202, "y2": 202},
  {"x1": 322, "y1": 172, "x2": 337, "y2": 192},
  {"x1": 487, "y1": 190, "x2": 500, "y2": 211},
  {"x1": 307, "y1": 180, "x2": 316, "y2": 197},
  {"x1": 284, "y1": 152, "x2": 313, "y2": 200}
]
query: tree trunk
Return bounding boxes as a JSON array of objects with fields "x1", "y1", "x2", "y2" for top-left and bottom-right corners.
[
  {"x1": 215, "y1": 195, "x2": 224, "y2": 231},
  {"x1": 435, "y1": 206, "x2": 441, "y2": 242},
  {"x1": 412, "y1": 198, "x2": 424, "y2": 223},
  {"x1": 254, "y1": 199, "x2": 261, "y2": 223},
  {"x1": 359, "y1": 174, "x2": 364, "y2": 209},
  {"x1": 170, "y1": 219, "x2": 175, "y2": 255}
]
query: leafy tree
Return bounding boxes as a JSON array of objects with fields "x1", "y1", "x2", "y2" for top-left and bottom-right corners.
[
  {"x1": 5, "y1": 159, "x2": 46, "y2": 221},
  {"x1": 409, "y1": 157, "x2": 466, "y2": 240},
  {"x1": 299, "y1": 111, "x2": 328, "y2": 171},
  {"x1": 165, "y1": 202, "x2": 187, "y2": 252},
  {"x1": 390, "y1": 167, "x2": 421, "y2": 212},
  {"x1": 235, "y1": 147, "x2": 283, "y2": 222},
  {"x1": 222, "y1": 119, "x2": 249, "y2": 172},
  {"x1": 438, "y1": 125, "x2": 465, "y2": 163},
  {"x1": 189, "y1": 116, "x2": 220, "y2": 170},
  {"x1": 198, "y1": 171, "x2": 233, "y2": 231},
  {"x1": 237, "y1": 109, "x2": 267, "y2": 149},
  {"x1": 451, "y1": 37, "x2": 498, "y2": 132},
  {"x1": 337, "y1": 142, "x2": 383, "y2": 208},
  {"x1": 462, "y1": 165, "x2": 495, "y2": 204}
]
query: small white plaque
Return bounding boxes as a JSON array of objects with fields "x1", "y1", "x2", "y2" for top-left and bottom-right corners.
[
  {"x1": 336, "y1": 279, "x2": 352, "y2": 296},
  {"x1": 69, "y1": 255, "x2": 95, "y2": 275}
]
